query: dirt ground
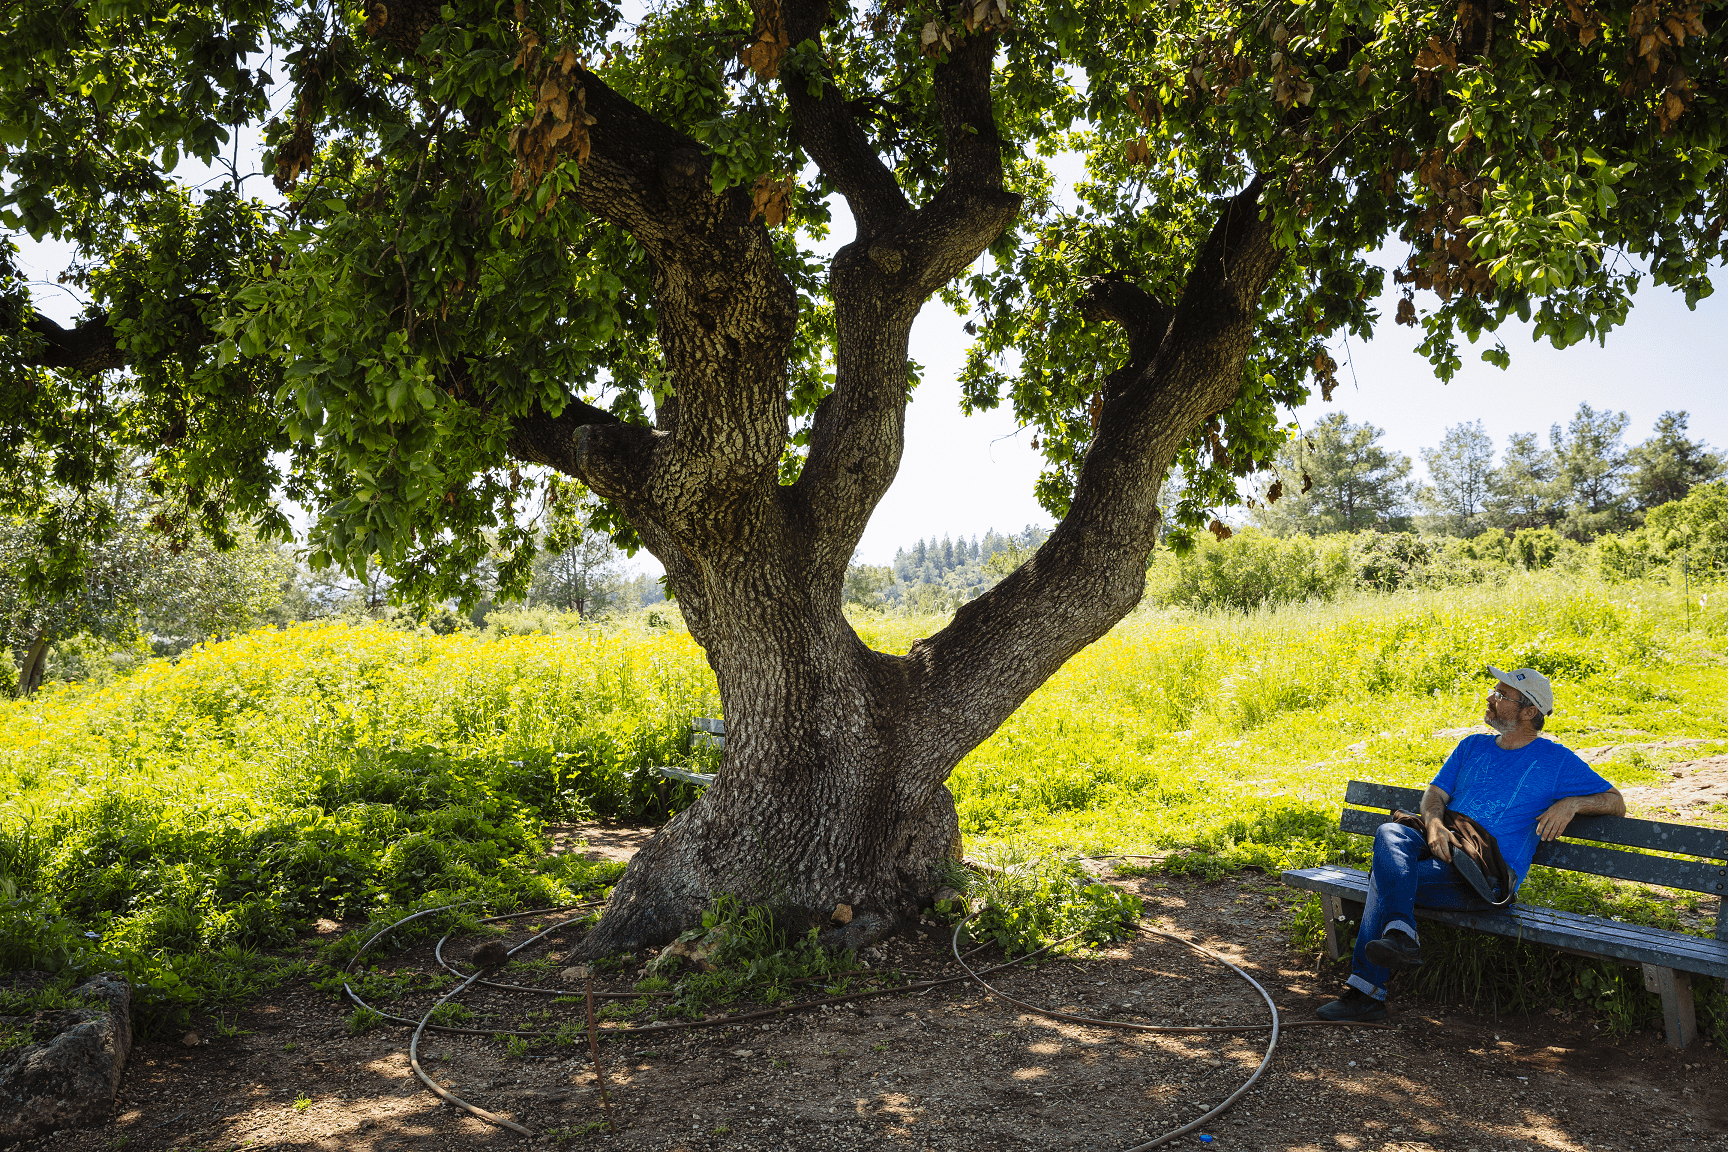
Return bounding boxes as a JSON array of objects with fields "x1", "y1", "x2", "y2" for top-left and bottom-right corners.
[{"x1": 14, "y1": 820, "x2": 1726, "y2": 1152}]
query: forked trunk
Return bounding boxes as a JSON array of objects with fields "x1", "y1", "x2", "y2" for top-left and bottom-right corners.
[
  {"x1": 584, "y1": 593, "x2": 964, "y2": 956},
  {"x1": 505, "y1": 19, "x2": 1283, "y2": 957},
  {"x1": 563, "y1": 180, "x2": 1280, "y2": 959}
]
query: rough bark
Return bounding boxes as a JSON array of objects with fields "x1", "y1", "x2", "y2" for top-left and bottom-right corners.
[{"x1": 489, "y1": 25, "x2": 1285, "y2": 957}]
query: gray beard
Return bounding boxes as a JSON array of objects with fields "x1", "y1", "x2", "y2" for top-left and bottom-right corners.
[{"x1": 1484, "y1": 706, "x2": 1516, "y2": 735}]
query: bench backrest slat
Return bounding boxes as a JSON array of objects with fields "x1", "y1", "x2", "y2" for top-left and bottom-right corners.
[
  {"x1": 1342, "y1": 779, "x2": 1728, "y2": 861},
  {"x1": 693, "y1": 717, "x2": 725, "y2": 735},
  {"x1": 1536, "y1": 841, "x2": 1728, "y2": 898},
  {"x1": 1338, "y1": 808, "x2": 1728, "y2": 897}
]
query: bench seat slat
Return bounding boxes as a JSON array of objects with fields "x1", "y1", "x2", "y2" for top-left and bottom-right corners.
[
  {"x1": 653, "y1": 766, "x2": 717, "y2": 786},
  {"x1": 1337, "y1": 809, "x2": 1728, "y2": 897},
  {"x1": 1289, "y1": 887, "x2": 1724, "y2": 963},
  {"x1": 1285, "y1": 865, "x2": 1728, "y2": 967},
  {"x1": 1342, "y1": 779, "x2": 1728, "y2": 861},
  {"x1": 1343, "y1": 780, "x2": 1423, "y2": 811},
  {"x1": 1284, "y1": 865, "x2": 1728, "y2": 979}
]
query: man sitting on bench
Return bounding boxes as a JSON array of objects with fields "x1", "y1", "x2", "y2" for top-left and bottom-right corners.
[{"x1": 1316, "y1": 666, "x2": 1626, "y2": 1022}]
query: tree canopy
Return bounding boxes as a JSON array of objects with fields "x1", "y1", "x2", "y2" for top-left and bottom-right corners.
[
  {"x1": 1628, "y1": 409, "x2": 1725, "y2": 508},
  {"x1": 1418, "y1": 419, "x2": 1496, "y2": 535},
  {"x1": 3, "y1": 0, "x2": 1725, "y2": 594}
]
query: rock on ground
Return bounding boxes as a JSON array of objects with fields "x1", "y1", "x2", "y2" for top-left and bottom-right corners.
[{"x1": 0, "y1": 973, "x2": 132, "y2": 1144}]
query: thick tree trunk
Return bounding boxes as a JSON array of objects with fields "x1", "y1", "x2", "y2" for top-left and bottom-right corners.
[
  {"x1": 18, "y1": 632, "x2": 51, "y2": 697},
  {"x1": 496, "y1": 12, "x2": 1283, "y2": 958},
  {"x1": 570, "y1": 182, "x2": 1280, "y2": 959},
  {"x1": 584, "y1": 588, "x2": 963, "y2": 955}
]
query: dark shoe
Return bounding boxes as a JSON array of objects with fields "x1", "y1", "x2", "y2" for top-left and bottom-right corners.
[
  {"x1": 1315, "y1": 988, "x2": 1389, "y2": 1022},
  {"x1": 1364, "y1": 929, "x2": 1424, "y2": 971}
]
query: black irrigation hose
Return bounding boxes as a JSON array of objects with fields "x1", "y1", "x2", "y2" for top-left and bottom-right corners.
[
  {"x1": 345, "y1": 899, "x2": 485, "y2": 974},
  {"x1": 952, "y1": 913, "x2": 1279, "y2": 1151},
  {"x1": 346, "y1": 903, "x2": 1085, "y2": 1140},
  {"x1": 948, "y1": 914, "x2": 1387, "y2": 1151},
  {"x1": 345, "y1": 896, "x2": 1386, "y2": 1143},
  {"x1": 408, "y1": 906, "x2": 583, "y2": 1136},
  {"x1": 429, "y1": 910, "x2": 666, "y2": 999}
]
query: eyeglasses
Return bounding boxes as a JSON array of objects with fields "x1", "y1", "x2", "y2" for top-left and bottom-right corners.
[{"x1": 1489, "y1": 687, "x2": 1527, "y2": 706}]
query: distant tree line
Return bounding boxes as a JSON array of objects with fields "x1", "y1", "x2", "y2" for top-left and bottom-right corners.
[
  {"x1": 843, "y1": 526, "x2": 1051, "y2": 613},
  {"x1": 2, "y1": 471, "x2": 671, "y2": 696},
  {"x1": 1, "y1": 463, "x2": 287, "y2": 695},
  {"x1": 1249, "y1": 407, "x2": 1723, "y2": 541},
  {"x1": 1140, "y1": 407, "x2": 1727, "y2": 616}
]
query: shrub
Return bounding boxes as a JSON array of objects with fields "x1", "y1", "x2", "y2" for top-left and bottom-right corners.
[
  {"x1": 1645, "y1": 481, "x2": 1728, "y2": 561},
  {"x1": 940, "y1": 846, "x2": 1143, "y2": 956},
  {"x1": 1350, "y1": 532, "x2": 1440, "y2": 591},
  {"x1": 0, "y1": 882, "x2": 86, "y2": 973},
  {"x1": 1146, "y1": 529, "x2": 1351, "y2": 612},
  {"x1": 1598, "y1": 483, "x2": 1728, "y2": 585},
  {"x1": 1510, "y1": 527, "x2": 1564, "y2": 570}
]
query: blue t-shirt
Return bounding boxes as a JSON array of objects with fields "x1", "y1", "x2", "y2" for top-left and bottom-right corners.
[{"x1": 1430, "y1": 734, "x2": 1615, "y2": 884}]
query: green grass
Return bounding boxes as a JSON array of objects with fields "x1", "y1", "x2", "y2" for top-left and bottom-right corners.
[
  {"x1": 941, "y1": 574, "x2": 1727, "y2": 868},
  {"x1": 0, "y1": 621, "x2": 712, "y2": 1028},
  {"x1": 2, "y1": 572, "x2": 1725, "y2": 1039}
]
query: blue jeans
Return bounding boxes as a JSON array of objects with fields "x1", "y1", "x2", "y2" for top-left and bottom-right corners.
[{"x1": 1348, "y1": 822, "x2": 1505, "y2": 1001}]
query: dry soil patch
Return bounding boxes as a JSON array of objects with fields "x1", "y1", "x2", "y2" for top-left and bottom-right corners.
[{"x1": 15, "y1": 830, "x2": 1725, "y2": 1152}]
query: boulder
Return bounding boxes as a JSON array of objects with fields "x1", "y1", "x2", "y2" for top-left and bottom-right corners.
[{"x1": 0, "y1": 972, "x2": 132, "y2": 1144}]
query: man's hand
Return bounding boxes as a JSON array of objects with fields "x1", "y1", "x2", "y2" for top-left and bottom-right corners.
[
  {"x1": 1536, "y1": 797, "x2": 1580, "y2": 842},
  {"x1": 1425, "y1": 818, "x2": 1458, "y2": 862},
  {"x1": 1537, "y1": 790, "x2": 1625, "y2": 842}
]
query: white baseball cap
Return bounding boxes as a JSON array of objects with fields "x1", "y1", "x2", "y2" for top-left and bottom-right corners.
[{"x1": 1488, "y1": 666, "x2": 1554, "y2": 716}]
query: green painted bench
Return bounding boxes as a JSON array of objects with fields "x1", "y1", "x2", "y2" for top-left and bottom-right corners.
[
  {"x1": 1283, "y1": 780, "x2": 1728, "y2": 1049},
  {"x1": 651, "y1": 717, "x2": 722, "y2": 788}
]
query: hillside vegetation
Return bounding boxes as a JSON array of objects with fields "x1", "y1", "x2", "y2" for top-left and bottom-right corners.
[{"x1": 2, "y1": 574, "x2": 1725, "y2": 1036}]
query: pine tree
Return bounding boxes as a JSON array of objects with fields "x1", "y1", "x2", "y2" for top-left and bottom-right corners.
[
  {"x1": 1551, "y1": 403, "x2": 1632, "y2": 538},
  {"x1": 1486, "y1": 432, "x2": 1562, "y2": 531},
  {"x1": 1627, "y1": 412, "x2": 1725, "y2": 511},
  {"x1": 1418, "y1": 421, "x2": 1496, "y2": 536},
  {"x1": 1252, "y1": 413, "x2": 1412, "y2": 534}
]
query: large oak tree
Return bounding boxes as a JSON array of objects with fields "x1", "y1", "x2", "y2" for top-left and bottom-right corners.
[{"x1": 3, "y1": 0, "x2": 1724, "y2": 954}]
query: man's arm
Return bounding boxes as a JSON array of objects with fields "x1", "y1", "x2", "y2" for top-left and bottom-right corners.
[
  {"x1": 1419, "y1": 784, "x2": 1457, "y2": 862},
  {"x1": 1536, "y1": 790, "x2": 1626, "y2": 842}
]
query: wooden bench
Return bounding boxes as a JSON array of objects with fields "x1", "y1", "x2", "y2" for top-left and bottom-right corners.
[
  {"x1": 651, "y1": 717, "x2": 723, "y2": 788},
  {"x1": 1282, "y1": 780, "x2": 1728, "y2": 1049}
]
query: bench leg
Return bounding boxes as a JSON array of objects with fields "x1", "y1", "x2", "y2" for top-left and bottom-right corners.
[
  {"x1": 1642, "y1": 964, "x2": 1697, "y2": 1050},
  {"x1": 1320, "y1": 892, "x2": 1349, "y2": 961}
]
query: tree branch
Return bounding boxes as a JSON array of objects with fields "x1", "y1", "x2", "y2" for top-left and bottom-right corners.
[
  {"x1": 777, "y1": 0, "x2": 911, "y2": 241},
  {"x1": 546, "y1": 67, "x2": 798, "y2": 540},
  {"x1": 792, "y1": 30, "x2": 1021, "y2": 567},
  {"x1": 901, "y1": 180, "x2": 1282, "y2": 769},
  {"x1": 1079, "y1": 275, "x2": 1176, "y2": 375},
  {"x1": 14, "y1": 312, "x2": 128, "y2": 373},
  {"x1": 931, "y1": 28, "x2": 1006, "y2": 195}
]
